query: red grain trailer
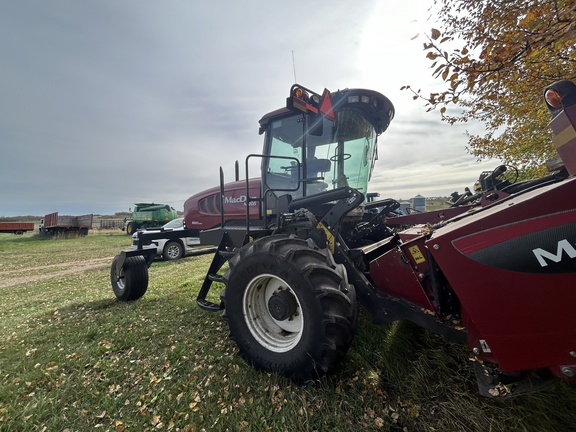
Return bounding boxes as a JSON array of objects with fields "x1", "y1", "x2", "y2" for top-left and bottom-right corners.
[
  {"x1": 40, "y1": 212, "x2": 93, "y2": 236},
  {"x1": 0, "y1": 222, "x2": 35, "y2": 235}
]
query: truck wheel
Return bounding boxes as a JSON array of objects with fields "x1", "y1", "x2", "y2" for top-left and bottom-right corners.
[
  {"x1": 126, "y1": 222, "x2": 135, "y2": 235},
  {"x1": 110, "y1": 255, "x2": 149, "y2": 301},
  {"x1": 163, "y1": 241, "x2": 184, "y2": 260},
  {"x1": 221, "y1": 235, "x2": 355, "y2": 381}
]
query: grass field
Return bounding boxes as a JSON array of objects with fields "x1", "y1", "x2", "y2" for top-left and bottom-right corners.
[{"x1": 1, "y1": 231, "x2": 576, "y2": 431}]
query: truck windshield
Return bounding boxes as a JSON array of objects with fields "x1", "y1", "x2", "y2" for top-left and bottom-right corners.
[{"x1": 265, "y1": 108, "x2": 377, "y2": 198}]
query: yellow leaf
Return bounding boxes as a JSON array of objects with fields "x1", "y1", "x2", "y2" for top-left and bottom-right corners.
[
  {"x1": 408, "y1": 404, "x2": 420, "y2": 417},
  {"x1": 441, "y1": 67, "x2": 449, "y2": 81},
  {"x1": 433, "y1": 65, "x2": 444, "y2": 77}
]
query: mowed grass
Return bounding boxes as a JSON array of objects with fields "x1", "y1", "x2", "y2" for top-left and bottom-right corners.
[{"x1": 1, "y1": 231, "x2": 576, "y2": 431}]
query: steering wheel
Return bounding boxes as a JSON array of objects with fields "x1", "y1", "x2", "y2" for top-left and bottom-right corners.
[{"x1": 330, "y1": 153, "x2": 351, "y2": 162}]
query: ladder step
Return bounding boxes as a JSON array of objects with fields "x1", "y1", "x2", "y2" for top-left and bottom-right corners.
[
  {"x1": 208, "y1": 273, "x2": 224, "y2": 283},
  {"x1": 197, "y1": 299, "x2": 222, "y2": 312},
  {"x1": 218, "y1": 250, "x2": 236, "y2": 258}
]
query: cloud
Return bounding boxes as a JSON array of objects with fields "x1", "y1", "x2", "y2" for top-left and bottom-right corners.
[{"x1": 0, "y1": 0, "x2": 502, "y2": 217}]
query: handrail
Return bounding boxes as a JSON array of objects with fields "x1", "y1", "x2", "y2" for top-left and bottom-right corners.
[
  {"x1": 244, "y1": 154, "x2": 301, "y2": 237},
  {"x1": 219, "y1": 167, "x2": 225, "y2": 227}
]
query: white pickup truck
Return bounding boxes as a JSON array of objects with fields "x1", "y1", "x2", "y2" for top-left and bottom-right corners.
[{"x1": 130, "y1": 218, "x2": 200, "y2": 260}]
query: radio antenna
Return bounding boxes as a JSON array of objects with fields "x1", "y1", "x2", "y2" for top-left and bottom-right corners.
[{"x1": 292, "y1": 50, "x2": 297, "y2": 83}]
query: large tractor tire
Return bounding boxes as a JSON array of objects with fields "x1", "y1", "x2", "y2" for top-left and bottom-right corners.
[
  {"x1": 110, "y1": 255, "x2": 149, "y2": 301},
  {"x1": 126, "y1": 222, "x2": 136, "y2": 235},
  {"x1": 335, "y1": 261, "x2": 358, "y2": 348},
  {"x1": 221, "y1": 235, "x2": 356, "y2": 381}
]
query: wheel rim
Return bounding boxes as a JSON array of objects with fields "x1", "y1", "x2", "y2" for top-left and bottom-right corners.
[
  {"x1": 243, "y1": 274, "x2": 303, "y2": 353},
  {"x1": 114, "y1": 266, "x2": 125, "y2": 292},
  {"x1": 166, "y1": 244, "x2": 180, "y2": 259}
]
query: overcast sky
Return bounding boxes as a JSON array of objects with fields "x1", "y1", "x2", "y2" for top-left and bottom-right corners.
[{"x1": 0, "y1": 0, "x2": 503, "y2": 217}]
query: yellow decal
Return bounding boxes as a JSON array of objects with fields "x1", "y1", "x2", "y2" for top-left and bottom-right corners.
[
  {"x1": 317, "y1": 223, "x2": 335, "y2": 253},
  {"x1": 409, "y1": 245, "x2": 426, "y2": 264}
]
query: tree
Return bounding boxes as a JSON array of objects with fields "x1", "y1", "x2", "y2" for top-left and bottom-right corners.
[{"x1": 404, "y1": 0, "x2": 576, "y2": 176}]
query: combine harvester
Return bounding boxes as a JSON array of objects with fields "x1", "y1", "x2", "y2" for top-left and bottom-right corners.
[
  {"x1": 110, "y1": 80, "x2": 576, "y2": 397},
  {"x1": 124, "y1": 203, "x2": 178, "y2": 235}
]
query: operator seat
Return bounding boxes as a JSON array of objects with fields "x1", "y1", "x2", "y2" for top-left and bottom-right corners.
[{"x1": 306, "y1": 158, "x2": 331, "y2": 194}]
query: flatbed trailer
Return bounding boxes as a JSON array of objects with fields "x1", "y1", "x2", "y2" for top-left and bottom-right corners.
[{"x1": 0, "y1": 222, "x2": 35, "y2": 235}]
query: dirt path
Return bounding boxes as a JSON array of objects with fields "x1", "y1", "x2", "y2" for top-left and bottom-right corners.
[{"x1": 0, "y1": 257, "x2": 112, "y2": 289}]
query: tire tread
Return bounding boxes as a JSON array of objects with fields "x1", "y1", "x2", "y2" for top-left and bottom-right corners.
[{"x1": 222, "y1": 235, "x2": 356, "y2": 380}]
